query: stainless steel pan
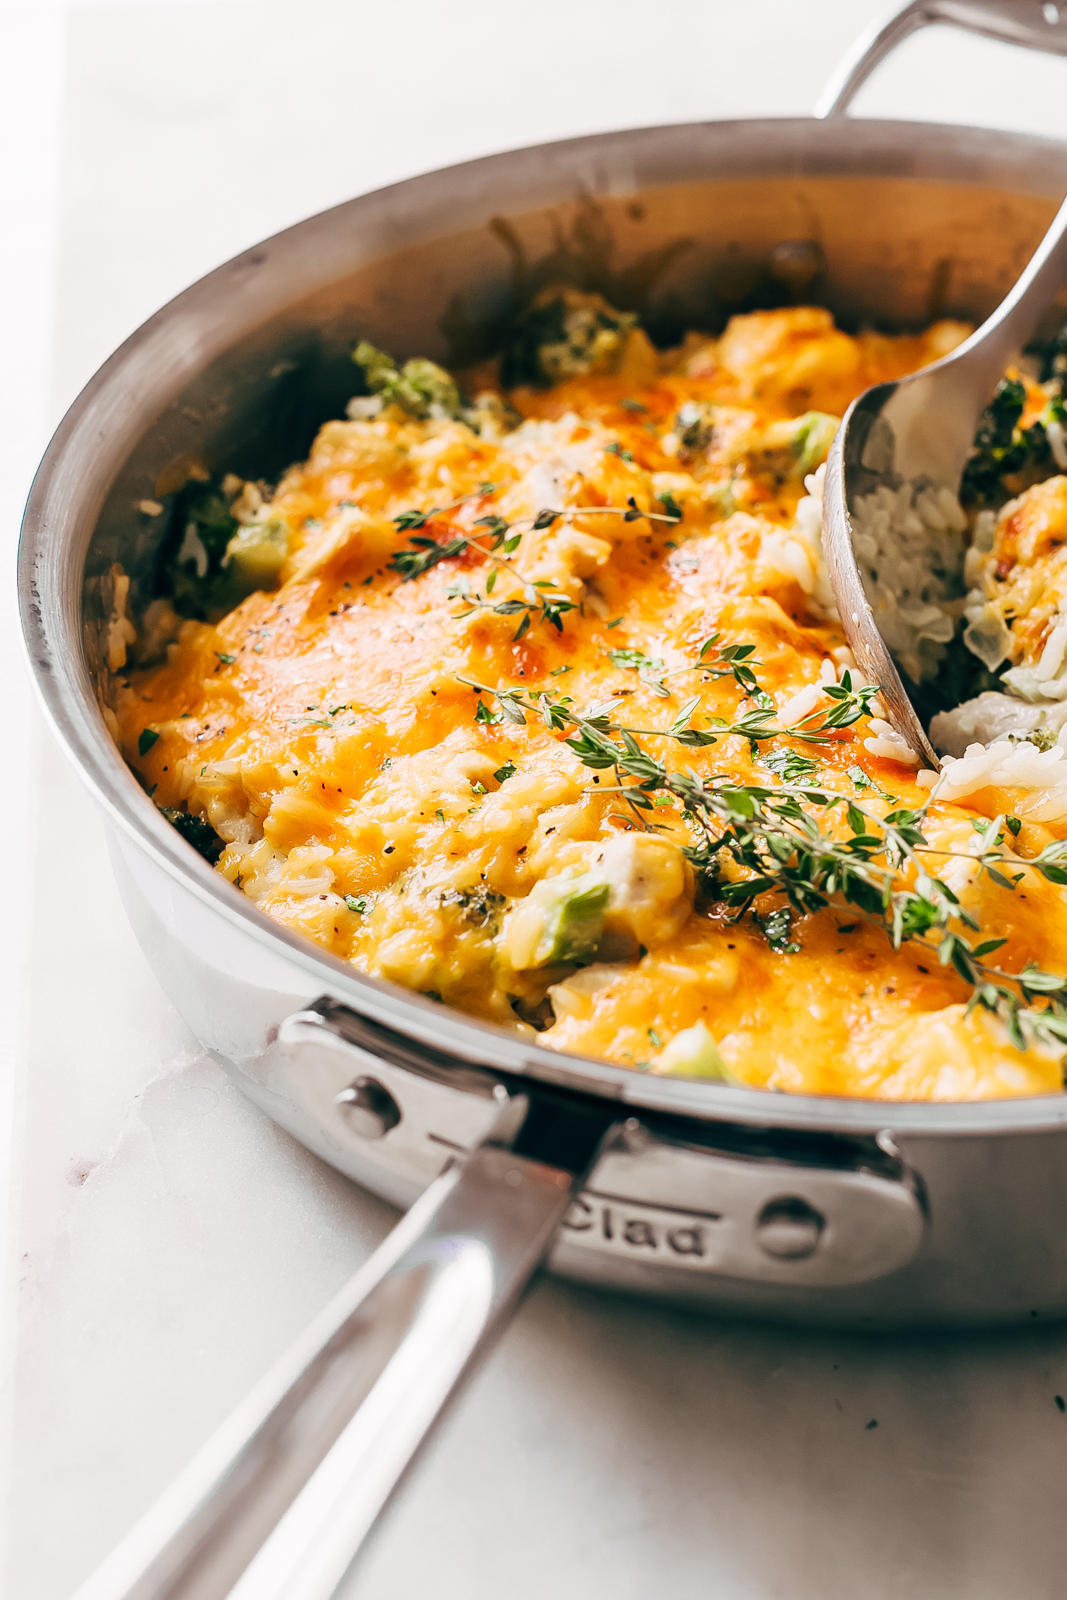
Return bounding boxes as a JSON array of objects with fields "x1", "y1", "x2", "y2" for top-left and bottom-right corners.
[{"x1": 20, "y1": 5, "x2": 1067, "y2": 1597}]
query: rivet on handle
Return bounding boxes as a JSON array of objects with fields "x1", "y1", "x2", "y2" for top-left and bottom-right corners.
[
  {"x1": 755, "y1": 1196, "x2": 826, "y2": 1261},
  {"x1": 334, "y1": 1076, "x2": 402, "y2": 1140}
]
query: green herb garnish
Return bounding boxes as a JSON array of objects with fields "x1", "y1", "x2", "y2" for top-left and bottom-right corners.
[{"x1": 458, "y1": 639, "x2": 1067, "y2": 1053}]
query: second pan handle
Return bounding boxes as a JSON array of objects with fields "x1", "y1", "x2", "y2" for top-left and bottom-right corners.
[
  {"x1": 816, "y1": 0, "x2": 1067, "y2": 119},
  {"x1": 72, "y1": 1080, "x2": 617, "y2": 1600}
]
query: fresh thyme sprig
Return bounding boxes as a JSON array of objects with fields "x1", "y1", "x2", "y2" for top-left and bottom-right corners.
[
  {"x1": 458, "y1": 658, "x2": 1067, "y2": 1054},
  {"x1": 529, "y1": 494, "x2": 683, "y2": 529},
  {"x1": 608, "y1": 634, "x2": 767, "y2": 699},
  {"x1": 447, "y1": 574, "x2": 577, "y2": 639},
  {"x1": 387, "y1": 489, "x2": 681, "y2": 594},
  {"x1": 388, "y1": 485, "x2": 503, "y2": 581}
]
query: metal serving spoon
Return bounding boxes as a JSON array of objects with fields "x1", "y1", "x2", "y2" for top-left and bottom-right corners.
[{"x1": 819, "y1": 1, "x2": 1067, "y2": 770}]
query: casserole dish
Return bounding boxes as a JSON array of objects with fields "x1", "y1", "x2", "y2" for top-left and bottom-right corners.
[{"x1": 20, "y1": 4, "x2": 1067, "y2": 1596}]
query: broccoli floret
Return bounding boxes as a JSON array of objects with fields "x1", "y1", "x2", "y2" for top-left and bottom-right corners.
[
  {"x1": 960, "y1": 378, "x2": 1046, "y2": 506},
  {"x1": 351, "y1": 341, "x2": 461, "y2": 419},
  {"x1": 158, "y1": 806, "x2": 224, "y2": 865},
  {"x1": 972, "y1": 376, "x2": 1026, "y2": 458},
  {"x1": 962, "y1": 312, "x2": 1067, "y2": 501},
  {"x1": 353, "y1": 341, "x2": 401, "y2": 394},
  {"x1": 165, "y1": 477, "x2": 239, "y2": 617},
  {"x1": 500, "y1": 287, "x2": 639, "y2": 388},
  {"x1": 745, "y1": 411, "x2": 838, "y2": 483},
  {"x1": 792, "y1": 411, "x2": 839, "y2": 477},
  {"x1": 164, "y1": 477, "x2": 287, "y2": 620}
]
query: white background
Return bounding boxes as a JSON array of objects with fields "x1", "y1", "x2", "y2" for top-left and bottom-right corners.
[{"x1": 6, "y1": 3, "x2": 1067, "y2": 1596}]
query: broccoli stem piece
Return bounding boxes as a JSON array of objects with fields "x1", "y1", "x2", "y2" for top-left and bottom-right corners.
[
  {"x1": 653, "y1": 1020, "x2": 732, "y2": 1080},
  {"x1": 506, "y1": 872, "x2": 610, "y2": 969},
  {"x1": 224, "y1": 517, "x2": 289, "y2": 594}
]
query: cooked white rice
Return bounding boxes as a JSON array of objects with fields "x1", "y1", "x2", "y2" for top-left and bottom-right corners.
[
  {"x1": 919, "y1": 737, "x2": 1067, "y2": 822},
  {"x1": 847, "y1": 482, "x2": 967, "y2": 685}
]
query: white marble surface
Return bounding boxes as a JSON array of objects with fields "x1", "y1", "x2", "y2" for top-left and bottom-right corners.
[{"x1": 8, "y1": 3, "x2": 1067, "y2": 1597}]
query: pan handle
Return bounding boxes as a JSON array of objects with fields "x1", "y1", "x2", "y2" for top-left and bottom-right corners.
[
  {"x1": 816, "y1": 0, "x2": 1067, "y2": 119},
  {"x1": 72, "y1": 1089, "x2": 616, "y2": 1600}
]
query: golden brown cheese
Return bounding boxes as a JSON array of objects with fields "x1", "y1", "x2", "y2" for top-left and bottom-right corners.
[
  {"x1": 115, "y1": 307, "x2": 1066, "y2": 1101},
  {"x1": 972, "y1": 476, "x2": 1067, "y2": 668}
]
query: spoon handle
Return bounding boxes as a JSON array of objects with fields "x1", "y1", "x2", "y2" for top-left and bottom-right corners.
[{"x1": 816, "y1": 0, "x2": 1067, "y2": 120}]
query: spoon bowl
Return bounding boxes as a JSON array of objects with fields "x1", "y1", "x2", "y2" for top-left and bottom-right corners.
[{"x1": 823, "y1": 192, "x2": 1067, "y2": 771}]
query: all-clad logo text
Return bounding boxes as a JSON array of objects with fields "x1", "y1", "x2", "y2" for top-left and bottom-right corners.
[{"x1": 561, "y1": 1192, "x2": 723, "y2": 1268}]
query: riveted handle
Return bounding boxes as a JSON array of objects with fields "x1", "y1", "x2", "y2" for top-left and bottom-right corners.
[
  {"x1": 816, "y1": 0, "x2": 1067, "y2": 119},
  {"x1": 71, "y1": 1078, "x2": 616, "y2": 1600}
]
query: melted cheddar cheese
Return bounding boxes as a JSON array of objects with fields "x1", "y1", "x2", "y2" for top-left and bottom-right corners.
[{"x1": 115, "y1": 306, "x2": 1067, "y2": 1100}]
